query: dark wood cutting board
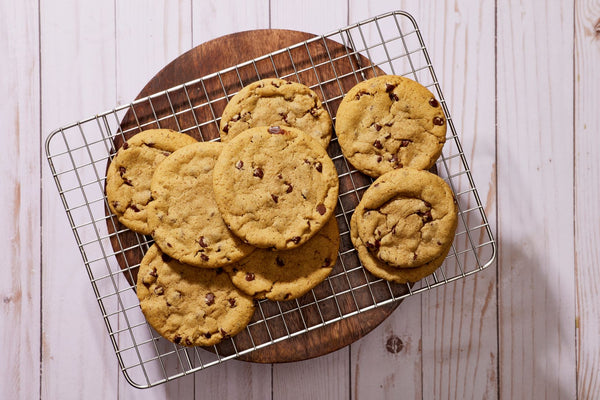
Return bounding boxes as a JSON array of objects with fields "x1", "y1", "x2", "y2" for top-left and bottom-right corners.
[{"x1": 107, "y1": 29, "x2": 405, "y2": 363}]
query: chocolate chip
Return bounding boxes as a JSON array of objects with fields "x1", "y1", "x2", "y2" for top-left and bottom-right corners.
[
  {"x1": 143, "y1": 142, "x2": 155, "y2": 148},
  {"x1": 111, "y1": 201, "x2": 119, "y2": 209},
  {"x1": 385, "y1": 83, "x2": 396, "y2": 92},
  {"x1": 268, "y1": 126, "x2": 283, "y2": 134},
  {"x1": 429, "y1": 98, "x2": 439, "y2": 107},
  {"x1": 198, "y1": 236, "x2": 208, "y2": 248},
  {"x1": 245, "y1": 272, "x2": 255, "y2": 281},
  {"x1": 271, "y1": 80, "x2": 281, "y2": 88},
  {"x1": 316, "y1": 203, "x2": 326, "y2": 215},
  {"x1": 235, "y1": 160, "x2": 243, "y2": 169},
  {"x1": 231, "y1": 114, "x2": 241, "y2": 122},
  {"x1": 205, "y1": 292, "x2": 215, "y2": 306},
  {"x1": 271, "y1": 194, "x2": 279, "y2": 203},
  {"x1": 204, "y1": 332, "x2": 212, "y2": 339},
  {"x1": 374, "y1": 123, "x2": 382, "y2": 131},
  {"x1": 185, "y1": 338, "x2": 192, "y2": 346},
  {"x1": 417, "y1": 210, "x2": 433, "y2": 223},
  {"x1": 355, "y1": 90, "x2": 369, "y2": 100},
  {"x1": 366, "y1": 239, "x2": 381, "y2": 250},
  {"x1": 376, "y1": 156, "x2": 383, "y2": 163},
  {"x1": 309, "y1": 107, "x2": 319, "y2": 117},
  {"x1": 162, "y1": 151, "x2": 171, "y2": 157},
  {"x1": 200, "y1": 254, "x2": 209, "y2": 262},
  {"x1": 373, "y1": 139, "x2": 383, "y2": 149},
  {"x1": 149, "y1": 268, "x2": 158, "y2": 277},
  {"x1": 228, "y1": 298, "x2": 237, "y2": 308},
  {"x1": 166, "y1": 242, "x2": 172, "y2": 248},
  {"x1": 304, "y1": 159, "x2": 311, "y2": 164},
  {"x1": 174, "y1": 335, "x2": 182, "y2": 344},
  {"x1": 220, "y1": 329, "x2": 230, "y2": 338},
  {"x1": 161, "y1": 253, "x2": 172, "y2": 263},
  {"x1": 384, "y1": 133, "x2": 392, "y2": 139},
  {"x1": 285, "y1": 182, "x2": 293, "y2": 193},
  {"x1": 118, "y1": 166, "x2": 126, "y2": 177},
  {"x1": 122, "y1": 142, "x2": 129, "y2": 150},
  {"x1": 123, "y1": 177, "x2": 133, "y2": 186},
  {"x1": 291, "y1": 236, "x2": 301, "y2": 244},
  {"x1": 222, "y1": 124, "x2": 229, "y2": 133},
  {"x1": 433, "y1": 116, "x2": 445, "y2": 126},
  {"x1": 279, "y1": 113, "x2": 289, "y2": 123},
  {"x1": 314, "y1": 161, "x2": 323, "y2": 172},
  {"x1": 400, "y1": 139, "x2": 411, "y2": 147},
  {"x1": 276, "y1": 257, "x2": 285, "y2": 267},
  {"x1": 322, "y1": 258, "x2": 331, "y2": 268},
  {"x1": 284, "y1": 293, "x2": 291, "y2": 300},
  {"x1": 253, "y1": 167, "x2": 264, "y2": 179},
  {"x1": 389, "y1": 92, "x2": 399, "y2": 101},
  {"x1": 154, "y1": 286, "x2": 164, "y2": 295},
  {"x1": 129, "y1": 204, "x2": 140, "y2": 212},
  {"x1": 413, "y1": 253, "x2": 418, "y2": 261},
  {"x1": 277, "y1": 173, "x2": 283, "y2": 179}
]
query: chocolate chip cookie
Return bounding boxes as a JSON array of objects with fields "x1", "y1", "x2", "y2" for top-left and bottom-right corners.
[
  {"x1": 335, "y1": 75, "x2": 446, "y2": 177},
  {"x1": 354, "y1": 168, "x2": 458, "y2": 268},
  {"x1": 225, "y1": 217, "x2": 340, "y2": 301},
  {"x1": 106, "y1": 129, "x2": 197, "y2": 234},
  {"x1": 137, "y1": 244, "x2": 255, "y2": 346},
  {"x1": 147, "y1": 142, "x2": 254, "y2": 267},
  {"x1": 212, "y1": 126, "x2": 339, "y2": 250},
  {"x1": 219, "y1": 78, "x2": 333, "y2": 148},
  {"x1": 350, "y1": 213, "x2": 450, "y2": 284}
]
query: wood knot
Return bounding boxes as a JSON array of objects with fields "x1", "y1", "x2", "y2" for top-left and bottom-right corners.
[
  {"x1": 596, "y1": 18, "x2": 600, "y2": 36},
  {"x1": 385, "y1": 335, "x2": 404, "y2": 354}
]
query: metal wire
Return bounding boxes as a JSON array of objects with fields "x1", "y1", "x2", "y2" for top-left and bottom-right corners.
[{"x1": 45, "y1": 11, "x2": 496, "y2": 389}]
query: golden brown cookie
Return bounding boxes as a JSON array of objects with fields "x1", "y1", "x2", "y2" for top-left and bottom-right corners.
[
  {"x1": 225, "y1": 217, "x2": 340, "y2": 301},
  {"x1": 213, "y1": 126, "x2": 339, "y2": 250},
  {"x1": 219, "y1": 78, "x2": 333, "y2": 148},
  {"x1": 137, "y1": 245, "x2": 255, "y2": 347},
  {"x1": 106, "y1": 129, "x2": 197, "y2": 234},
  {"x1": 147, "y1": 142, "x2": 254, "y2": 267},
  {"x1": 335, "y1": 75, "x2": 446, "y2": 177},
  {"x1": 354, "y1": 168, "x2": 457, "y2": 268},
  {"x1": 350, "y1": 214, "x2": 450, "y2": 284}
]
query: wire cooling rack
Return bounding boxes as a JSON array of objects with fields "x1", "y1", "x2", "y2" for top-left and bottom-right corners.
[{"x1": 45, "y1": 11, "x2": 496, "y2": 389}]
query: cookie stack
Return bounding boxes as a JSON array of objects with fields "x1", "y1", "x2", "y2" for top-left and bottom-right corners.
[
  {"x1": 106, "y1": 78, "x2": 340, "y2": 346},
  {"x1": 336, "y1": 75, "x2": 458, "y2": 283}
]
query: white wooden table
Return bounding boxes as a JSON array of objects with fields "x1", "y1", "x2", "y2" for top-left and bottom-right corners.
[{"x1": 2, "y1": 0, "x2": 598, "y2": 398}]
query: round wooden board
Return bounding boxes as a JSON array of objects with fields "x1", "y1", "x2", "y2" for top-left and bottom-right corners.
[{"x1": 109, "y1": 29, "x2": 404, "y2": 363}]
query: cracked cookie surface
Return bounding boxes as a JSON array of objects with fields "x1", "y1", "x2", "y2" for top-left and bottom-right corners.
[
  {"x1": 213, "y1": 126, "x2": 339, "y2": 250},
  {"x1": 351, "y1": 213, "x2": 450, "y2": 284},
  {"x1": 354, "y1": 168, "x2": 457, "y2": 268},
  {"x1": 106, "y1": 129, "x2": 197, "y2": 234},
  {"x1": 137, "y1": 244, "x2": 255, "y2": 347},
  {"x1": 335, "y1": 75, "x2": 446, "y2": 177},
  {"x1": 219, "y1": 78, "x2": 333, "y2": 148},
  {"x1": 225, "y1": 217, "x2": 339, "y2": 301},
  {"x1": 147, "y1": 142, "x2": 254, "y2": 267}
]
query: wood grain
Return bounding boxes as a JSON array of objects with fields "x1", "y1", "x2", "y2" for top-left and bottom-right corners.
[
  {"x1": 497, "y1": 0, "x2": 576, "y2": 399},
  {"x1": 40, "y1": 1, "x2": 118, "y2": 398},
  {"x1": 574, "y1": 0, "x2": 600, "y2": 398},
  {"x1": 0, "y1": 1, "x2": 41, "y2": 399}
]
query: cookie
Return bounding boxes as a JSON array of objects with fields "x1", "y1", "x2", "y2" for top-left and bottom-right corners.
[
  {"x1": 147, "y1": 142, "x2": 254, "y2": 267},
  {"x1": 137, "y1": 245, "x2": 255, "y2": 346},
  {"x1": 335, "y1": 75, "x2": 446, "y2": 177},
  {"x1": 354, "y1": 168, "x2": 457, "y2": 268},
  {"x1": 350, "y1": 214, "x2": 450, "y2": 284},
  {"x1": 219, "y1": 78, "x2": 333, "y2": 148},
  {"x1": 213, "y1": 126, "x2": 339, "y2": 250},
  {"x1": 225, "y1": 217, "x2": 340, "y2": 301},
  {"x1": 106, "y1": 129, "x2": 197, "y2": 234}
]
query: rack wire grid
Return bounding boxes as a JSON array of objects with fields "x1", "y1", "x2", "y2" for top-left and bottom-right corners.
[{"x1": 45, "y1": 11, "x2": 496, "y2": 389}]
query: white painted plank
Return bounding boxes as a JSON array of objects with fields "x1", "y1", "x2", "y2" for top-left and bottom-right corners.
[
  {"x1": 40, "y1": 0, "x2": 119, "y2": 398},
  {"x1": 346, "y1": 2, "x2": 498, "y2": 399},
  {"x1": 268, "y1": 2, "x2": 351, "y2": 399},
  {"x1": 115, "y1": 1, "x2": 196, "y2": 397},
  {"x1": 0, "y1": 1, "x2": 41, "y2": 399},
  {"x1": 497, "y1": 0, "x2": 576, "y2": 398},
  {"x1": 191, "y1": 3, "x2": 273, "y2": 399},
  {"x1": 192, "y1": 0, "x2": 270, "y2": 46},
  {"x1": 574, "y1": 1, "x2": 600, "y2": 398}
]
